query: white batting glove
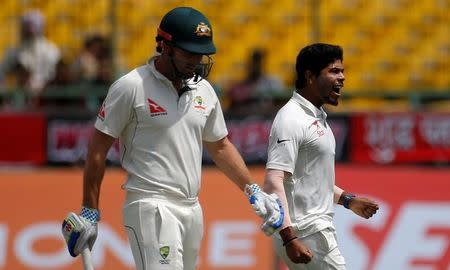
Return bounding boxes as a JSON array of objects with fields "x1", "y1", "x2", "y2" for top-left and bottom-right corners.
[
  {"x1": 61, "y1": 207, "x2": 100, "y2": 257},
  {"x1": 245, "y1": 183, "x2": 284, "y2": 236}
]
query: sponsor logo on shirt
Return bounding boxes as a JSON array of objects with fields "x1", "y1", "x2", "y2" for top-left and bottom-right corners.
[
  {"x1": 193, "y1": 95, "x2": 206, "y2": 111},
  {"x1": 310, "y1": 120, "x2": 325, "y2": 137},
  {"x1": 148, "y1": 98, "x2": 167, "y2": 117},
  {"x1": 159, "y1": 246, "x2": 171, "y2": 264},
  {"x1": 277, "y1": 139, "x2": 290, "y2": 144},
  {"x1": 98, "y1": 101, "x2": 106, "y2": 120}
]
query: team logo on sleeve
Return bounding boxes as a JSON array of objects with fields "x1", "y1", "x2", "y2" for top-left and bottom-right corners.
[
  {"x1": 98, "y1": 101, "x2": 106, "y2": 120},
  {"x1": 148, "y1": 98, "x2": 167, "y2": 117},
  {"x1": 193, "y1": 96, "x2": 206, "y2": 112},
  {"x1": 159, "y1": 246, "x2": 171, "y2": 264}
]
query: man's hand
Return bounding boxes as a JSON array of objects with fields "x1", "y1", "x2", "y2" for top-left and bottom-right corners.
[
  {"x1": 279, "y1": 226, "x2": 313, "y2": 264},
  {"x1": 245, "y1": 183, "x2": 284, "y2": 235},
  {"x1": 349, "y1": 197, "x2": 379, "y2": 219},
  {"x1": 61, "y1": 207, "x2": 100, "y2": 257}
]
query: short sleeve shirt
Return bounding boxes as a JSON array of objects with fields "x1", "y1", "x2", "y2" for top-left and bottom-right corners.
[
  {"x1": 95, "y1": 57, "x2": 228, "y2": 198},
  {"x1": 266, "y1": 91, "x2": 336, "y2": 237}
]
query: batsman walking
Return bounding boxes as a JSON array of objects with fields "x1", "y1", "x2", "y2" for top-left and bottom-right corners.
[{"x1": 61, "y1": 6, "x2": 283, "y2": 270}]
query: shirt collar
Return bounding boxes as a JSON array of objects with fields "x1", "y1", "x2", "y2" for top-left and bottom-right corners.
[
  {"x1": 292, "y1": 90, "x2": 327, "y2": 120},
  {"x1": 146, "y1": 55, "x2": 170, "y2": 82}
]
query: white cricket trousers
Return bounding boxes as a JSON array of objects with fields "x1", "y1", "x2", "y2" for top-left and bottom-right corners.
[
  {"x1": 273, "y1": 227, "x2": 346, "y2": 270},
  {"x1": 122, "y1": 192, "x2": 204, "y2": 270}
]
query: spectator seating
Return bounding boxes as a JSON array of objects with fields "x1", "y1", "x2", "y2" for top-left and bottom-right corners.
[{"x1": 0, "y1": 0, "x2": 448, "y2": 96}]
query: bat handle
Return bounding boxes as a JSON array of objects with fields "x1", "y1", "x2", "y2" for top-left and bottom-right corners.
[{"x1": 81, "y1": 248, "x2": 94, "y2": 270}]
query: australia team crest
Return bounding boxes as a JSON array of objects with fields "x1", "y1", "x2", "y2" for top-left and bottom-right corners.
[
  {"x1": 159, "y1": 246, "x2": 170, "y2": 264},
  {"x1": 195, "y1": 22, "x2": 211, "y2": 37},
  {"x1": 193, "y1": 96, "x2": 206, "y2": 112}
]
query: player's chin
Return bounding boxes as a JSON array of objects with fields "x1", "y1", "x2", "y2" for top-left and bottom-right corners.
[
  {"x1": 325, "y1": 97, "x2": 339, "y2": 106},
  {"x1": 180, "y1": 72, "x2": 195, "y2": 80}
]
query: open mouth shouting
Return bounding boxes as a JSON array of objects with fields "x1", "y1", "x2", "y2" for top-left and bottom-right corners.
[{"x1": 329, "y1": 84, "x2": 343, "y2": 102}]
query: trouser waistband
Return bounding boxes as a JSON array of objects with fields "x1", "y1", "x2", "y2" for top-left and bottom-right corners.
[{"x1": 125, "y1": 191, "x2": 199, "y2": 206}]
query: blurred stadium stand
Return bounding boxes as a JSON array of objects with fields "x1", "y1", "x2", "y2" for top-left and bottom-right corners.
[{"x1": 0, "y1": 0, "x2": 448, "y2": 113}]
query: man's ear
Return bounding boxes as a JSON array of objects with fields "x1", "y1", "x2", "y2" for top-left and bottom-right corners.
[
  {"x1": 305, "y1": 70, "x2": 315, "y2": 85},
  {"x1": 161, "y1": 40, "x2": 174, "y2": 56},
  {"x1": 160, "y1": 40, "x2": 167, "y2": 53}
]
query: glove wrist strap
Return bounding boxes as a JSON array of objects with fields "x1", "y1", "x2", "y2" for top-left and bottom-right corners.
[
  {"x1": 244, "y1": 183, "x2": 261, "y2": 197},
  {"x1": 80, "y1": 206, "x2": 101, "y2": 223}
]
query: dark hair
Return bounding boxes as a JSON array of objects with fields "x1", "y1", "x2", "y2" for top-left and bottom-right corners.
[
  {"x1": 295, "y1": 43, "x2": 343, "y2": 89},
  {"x1": 84, "y1": 34, "x2": 105, "y2": 49},
  {"x1": 155, "y1": 35, "x2": 171, "y2": 54}
]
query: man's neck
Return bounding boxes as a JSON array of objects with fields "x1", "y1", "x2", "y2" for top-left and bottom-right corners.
[
  {"x1": 154, "y1": 56, "x2": 183, "y2": 91},
  {"x1": 296, "y1": 88, "x2": 322, "y2": 109}
]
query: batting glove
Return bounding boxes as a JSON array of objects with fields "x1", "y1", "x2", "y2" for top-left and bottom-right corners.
[
  {"x1": 245, "y1": 183, "x2": 284, "y2": 236},
  {"x1": 62, "y1": 206, "x2": 100, "y2": 257}
]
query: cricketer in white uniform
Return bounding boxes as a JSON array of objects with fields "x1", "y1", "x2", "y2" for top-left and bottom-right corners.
[
  {"x1": 264, "y1": 43, "x2": 379, "y2": 270},
  {"x1": 61, "y1": 6, "x2": 284, "y2": 270}
]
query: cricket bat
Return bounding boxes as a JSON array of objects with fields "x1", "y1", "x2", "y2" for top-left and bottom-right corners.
[{"x1": 81, "y1": 248, "x2": 94, "y2": 270}]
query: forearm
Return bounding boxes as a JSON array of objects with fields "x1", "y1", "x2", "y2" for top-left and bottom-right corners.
[
  {"x1": 208, "y1": 140, "x2": 252, "y2": 191},
  {"x1": 81, "y1": 129, "x2": 115, "y2": 209},
  {"x1": 335, "y1": 185, "x2": 357, "y2": 209},
  {"x1": 264, "y1": 169, "x2": 292, "y2": 229},
  {"x1": 82, "y1": 155, "x2": 106, "y2": 209},
  {"x1": 335, "y1": 185, "x2": 379, "y2": 218},
  {"x1": 205, "y1": 137, "x2": 254, "y2": 191},
  {"x1": 334, "y1": 185, "x2": 344, "y2": 204}
]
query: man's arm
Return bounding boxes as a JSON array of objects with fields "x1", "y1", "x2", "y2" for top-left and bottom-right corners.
[
  {"x1": 204, "y1": 137, "x2": 284, "y2": 235},
  {"x1": 264, "y1": 169, "x2": 292, "y2": 229},
  {"x1": 334, "y1": 185, "x2": 379, "y2": 219},
  {"x1": 334, "y1": 185, "x2": 344, "y2": 204},
  {"x1": 264, "y1": 168, "x2": 313, "y2": 264},
  {"x1": 82, "y1": 128, "x2": 116, "y2": 209},
  {"x1": 203, "y1": 136, "x2": 253, "y2": 191},
  {"x1": 62, "y1": 128, "x2": 115, "y2": 257}
]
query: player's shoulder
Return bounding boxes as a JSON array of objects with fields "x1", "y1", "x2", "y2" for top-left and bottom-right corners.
[
  {"x1": 109, "y1": 65, "x2": 149, "y2": 90},
  {"x1": 279, "y1": 98, "x2": 308, "y2": 117},
  {"x1": 275, "y1": 100, "x2": 309, "y2": 127},
  {"x1": 103, "y1": 68, "x2": 145, "y2": 102},
  {"x1": 195, "y1": 78, "x2": 215, "y2": 92},
  {"x1": 194, "y1": 78, "x2": 219, "y2": 99}
]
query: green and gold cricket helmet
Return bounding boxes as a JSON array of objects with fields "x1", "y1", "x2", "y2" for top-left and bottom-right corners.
[{"x1": 158, "y1": 7, "x2": 216, "y2": 55}]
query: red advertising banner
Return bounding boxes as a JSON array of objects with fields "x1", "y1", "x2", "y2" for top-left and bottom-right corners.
[
  {"x1": 279, "y1": 165, "x2": 450, "y2": 270},
  {"x1": 335, "y1": 165, "x2": 449, "y2": 269},
  {"x1": 0, "y1": 113, "x2": 46, "y2": 165},
  {"x1": 0, "y1": 167, "x2": 273, "y2": 270},
  {"x1": 47, "y1": 117, "x2": 349, "y2": 165},
  {"x1": 350, "y1": 113, "x2": 450, "y2": 164},
  {"x1": 47, "y1": 119, "x2": 120, "y2": 164},
  {"x1": 1, "y1": 166, "x2": 449, "y2": 270}
]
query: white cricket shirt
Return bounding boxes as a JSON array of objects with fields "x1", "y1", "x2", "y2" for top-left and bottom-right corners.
[
  {"x1": 266, "y1": 91, "x2": 336, "y2": 237},
  {"x1": 95, "y1": 57, "x2": 228, "y2": 199}
]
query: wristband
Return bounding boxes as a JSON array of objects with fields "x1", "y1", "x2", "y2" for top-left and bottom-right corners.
[
  {"x1": 80, "y1": 206, "x2": 101, "y2": 223},
  {"x1": 279, "y1": 226, "x2": 297, "y2": 246},
  {"x1": 343, "y1": 193, "x2": 355, "y2": 209},
  {"x1": 283, "y1": 236, "x2": 298, "y2": 246}
]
